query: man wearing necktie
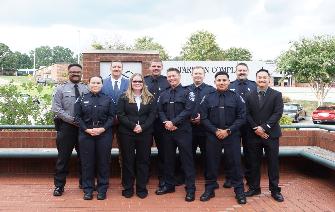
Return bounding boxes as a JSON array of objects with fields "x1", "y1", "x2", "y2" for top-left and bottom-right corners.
[
  {"x1": 226, "y1": 63, "x2": 257, "y2": 188},
  {"x1": 199, "y1": 71, "x2": 246, "y2": 204},
  {"x1": 144, "y1": 60, "x2": 170, "y2": 189},
  {"x1": 101, "y1": 61, "x2": 129, "y2": 178},
  {"x1": 155, "y1": 68, "x2": 196, "y2": 202},
  {"x1": 52, "y1": 64, "x2": 89, "y2": 196},
  {"x1": 244, "y1": 69, "x2": 284, "y2": 202}
]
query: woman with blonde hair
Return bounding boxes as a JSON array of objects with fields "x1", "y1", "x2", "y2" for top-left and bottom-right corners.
[{"x1": 117, "y1": 73, "x2": 156, "y2": 199}]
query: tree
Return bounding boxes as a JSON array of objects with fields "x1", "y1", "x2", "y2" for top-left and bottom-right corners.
[
  {"x1": 2, "y1": 51, "x2": 33, "y2": 69},
  {"x1": 52, "y1": 46, "x2": 76, "y2": 64},
  {"x1": 133, "y1": 36, "x2": 169, "y2": 60},
  {"x1": 30, "y1": 46, "x2": 76, "y2": 68},
  {"x1": 30, "y1": 46, "x2": 53, "y2": 68},
  {"x1": 91, "y1": 39, "x2": 132, "y2": 50},
  {"x1": 0, "y1": 43, "x2": 12, "y2": 69},
  {"x1": 276, "y1": 35, "x2": 335, "y2": 106},
  {"x1": 180, "y1": 30, "x2": 224, "y2": 61},
  {"x1": 224, "y1": 47, "x2": 252, "y2": 61}
]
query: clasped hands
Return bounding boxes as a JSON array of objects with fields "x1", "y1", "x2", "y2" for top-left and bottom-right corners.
[
  {"x1": 253, "y1": 126, "x2": 269, "y2": 139},
  {"x1": 190, "y1": 113, "x2": 201, "y2": 125},
  {"x1": 215, "y1": 129, "x2": 229, "y2": 140},
  {"x1": 133, "y1": 124, "x2": 143, "y2": 134},
  {"x1": 163, "y1": 121, "x2": 178, "y2": 131},
  {"x1": 85, "y1": 127, "x2": 105, "y2": 136}
]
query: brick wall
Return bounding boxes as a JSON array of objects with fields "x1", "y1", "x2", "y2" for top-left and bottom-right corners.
[
  {"x1": 0, "y1": 130, "x2": 334, "y2": 150},
  {"x1": 82, "y1": 50, "x2": 160, "y2": 82}
]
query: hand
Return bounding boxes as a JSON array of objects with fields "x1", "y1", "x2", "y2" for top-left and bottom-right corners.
[
  {"x1": 215, "y1": 129, "x2": 229, "y2": 140},
  {"x1": 163, "y1": 121, "x2": 177, "y2": 131},
  {"x1": 253, "y1": 126, "x2": 269, "y2": 139},
  {"x1": 133, "y1": 124, "x2": 142, "y2": 133},
  {"x1": 85, "y1": 128, "x2": 97, "y2": 136},
  {"x1": 92, "y1": 127, "x2": 105, "y2": 136},
  {"x1": 190, "y1": 113, "x2": 201, "y2": 125}
]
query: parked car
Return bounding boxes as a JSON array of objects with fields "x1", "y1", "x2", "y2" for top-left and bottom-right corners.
[
  {"x1": 312, "y1": 106, "x2": 335, "y2": 124},
  {"x1": 283, "y1": 103, "x2": 307, "y2": 123}
]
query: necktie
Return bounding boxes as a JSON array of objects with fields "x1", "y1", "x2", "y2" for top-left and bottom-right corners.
[
  {"x1": 192, "y1": 87, "x2": 200, "y2": 118},
  {"x1": 258, "y1": 91, "x2": 265, "y2": 107},
  {"x1": 168, "y1": 89, "x2": 176, "y2": 119},
  {"x1": 152, "y1": 78, "x2": 159, "y2": 98},
  {"x1": 74, "y1": 84, "x2": 80, "y2": 99},
  {"x1": 114, "y1": 80, "x2": 119, "y2": 93},
  {"x1": 239, "y1": 81, "x2": 248, "y2": 97},
  {"x1": 218, "y1": 93, "x2": 226, "y2": 129}
]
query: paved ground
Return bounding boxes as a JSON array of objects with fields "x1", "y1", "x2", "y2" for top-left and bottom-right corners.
[{"x1": 0, "y1": 170, "x2": 334, "y2": 212}]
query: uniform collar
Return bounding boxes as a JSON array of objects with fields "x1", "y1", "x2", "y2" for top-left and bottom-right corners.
[
  {"x1": 90, "y1": 91, "x2": 101, "y2": 97},
  {"x1": 193, "y1": 82, "x2": 205, "y2": 90},
  {"x1": 238, "y1": 79, "x2": 248, "y2": 85},
  {"x1": 171, "y1": 84, "x2": 182, "y2": 91}
]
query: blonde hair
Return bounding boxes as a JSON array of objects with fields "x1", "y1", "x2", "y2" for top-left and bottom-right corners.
[{"x1": 125, "y1": 73, "x2": 154, "y2": 105}]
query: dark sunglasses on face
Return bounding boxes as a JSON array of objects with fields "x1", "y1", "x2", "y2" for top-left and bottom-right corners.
[{"x1": 132, "y1": 80, "x2": 143, "y2": 83}]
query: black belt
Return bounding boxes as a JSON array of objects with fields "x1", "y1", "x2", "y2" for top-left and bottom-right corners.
[{"x1": 86, "y1": 121, "x2": 105, "y2": 128}]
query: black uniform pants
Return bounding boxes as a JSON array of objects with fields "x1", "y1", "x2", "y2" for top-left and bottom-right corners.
[
  {"x1": 224, "y1": 128, "x2": 251, "y2": 183},
  {"x1": 153, "y1": 118, "x2": 165, "y2": 185},
  {"x1": 163, "y1": 130, "x2": 196, "y2": 193},
  {"x1": 119, "y1": 133, "x2": 152, "y2": 193},
  {"x1": 79, "y1": 129, "x2": 112, "y2": 194},
  {"x1": 247, "y1": 137, "x2": 281, "y2": 192},
  {"x1": 192, "y1": 134, "x2": 206, "y2": 161},
  {"x1": 54, "y1": 122, "x2": 81, "y2": 188},
  {"x1": 205, "y1": 134, "x2": 244, "y2": 195}
]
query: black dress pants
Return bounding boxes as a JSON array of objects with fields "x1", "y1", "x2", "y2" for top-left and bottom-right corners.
[
  {"x1": 54, "y1": 122, "x2": 81, "y2": 188},
  {"x1": 248, "y1": 137, "x2": 281, "y2": 192},
  {"x1": 119, "y1": 133, "x2": 152, "y2": 193}
]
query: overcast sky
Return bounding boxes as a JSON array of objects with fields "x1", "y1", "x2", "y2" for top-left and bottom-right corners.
[{"x1": 1, "y1": 0, "x2": 334, "y2": 60}]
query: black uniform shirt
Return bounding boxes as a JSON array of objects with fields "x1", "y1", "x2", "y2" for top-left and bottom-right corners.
[{"x1": 75, "y1": 92, "x2": 114, "y2": 131}]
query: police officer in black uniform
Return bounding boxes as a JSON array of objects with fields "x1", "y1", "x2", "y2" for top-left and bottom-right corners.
[
  {"x1": 199, "y1": 71, "x2": 247, "y2": 204},
  {"x1": 144, "y1": 60, "x2": 170, "y2": 188},
  {"x1": 52, "y1": 63, "x2": 89, "y2": 196},
  {"x1": 186, "y1": 66, "x2": 215, "y2": 162},
  {"x1": 225, "y1": 63, "x2": 257, "y2": 188},
  {"x1": 155, "y1": 68, "x2": 196, "y2": 202},
  {"x1": 75, "y1": 76, "x2": 114, "y2": 200}
]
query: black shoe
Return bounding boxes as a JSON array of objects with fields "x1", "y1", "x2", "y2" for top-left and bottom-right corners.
[
  {"x1": 155, "y1": 186, "x2": 175, "y2": 195},
  {"x1": 244, "y1": 188, "x2": 261, "y2": 197},
  {"x1": 122, "y1": 189, "x2": 134, "y2": 198},
  {"x1": 223, "y1": 180, "x2": 232, "y2": 188},
  {"x1": 185, "y1": 192, "x2": 195, "y2": 202},
  {"x1": 271, "y1": 192, "x2": 284, "y2": 202},
  {"x1": 200, "y1": 191, "x2": 215, "y2": 202},
  {"x1": 53, "y1": 187, "x2": 64, "y2": 196},
  {"x1": 236, "y1": 194, "x2": 247, "y2": 204},
  {"x1": 97, "y1": 192, "x2": 106, "y2": 200},
  {"x1": 83, "y1": 193, "x2": 93, "y2": 200},
  {"x1": 136, "y1": 191, "x2": 148, "y2": 199}
]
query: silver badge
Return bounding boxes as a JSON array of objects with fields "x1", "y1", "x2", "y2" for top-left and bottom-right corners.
[{"x1": 189, "y1": 92, "x2": 195, "y2": 101}]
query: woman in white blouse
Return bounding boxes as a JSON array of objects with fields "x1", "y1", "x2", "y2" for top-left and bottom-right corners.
[{"x1": 117, "y1": 73, "x2": 156, "y2": 199}]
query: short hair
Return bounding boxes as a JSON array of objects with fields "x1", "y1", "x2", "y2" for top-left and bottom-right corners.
[
  {"x1": 88, "y1": 75, "x2": 103, "y2": 83},
  {"x1": 215, "y1": 71, "x2": 229, "y2": 79},
  {"x1": 236, "y1": 62, "x2": 248, "y2": 70},
  {"x1": 68, "y1": 63, "x2": 82, "y2": 70},
  {"x1": 150, "y1": 59, "x2": 162, "y2": 65},
  {"x1": 111, "y1": 60, "x2": 123, "y2": 67},
  {"x1": 192, "y1": 66, "x2": 205, "y2": 74},
  {"x1": 166, "y1": 67, "x2": 180, "y2": 74},
  {"x1": 256, "y1": 68, "x2": 270, "y2": 77}
]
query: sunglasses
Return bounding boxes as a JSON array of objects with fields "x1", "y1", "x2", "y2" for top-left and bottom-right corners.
[{"x1": 132, "y1": 80, "x2": 143, "y2": 83}]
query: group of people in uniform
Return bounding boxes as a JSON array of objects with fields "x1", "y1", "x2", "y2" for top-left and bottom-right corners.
[{"x1": 51, "y1": 60, "x2": 284, "y2": 204}]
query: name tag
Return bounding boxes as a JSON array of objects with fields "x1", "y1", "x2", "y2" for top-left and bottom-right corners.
[
  {"x1": 84, "y1": 101, "x2": 89, "y2": 104},
  {"x1": 169, "y1": 102, "x2": 175, "y2": 104}
]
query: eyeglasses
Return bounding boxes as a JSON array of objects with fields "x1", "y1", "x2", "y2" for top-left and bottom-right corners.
[{"x1": 132, "y1": 80, "x2": 143, "y2": 83}]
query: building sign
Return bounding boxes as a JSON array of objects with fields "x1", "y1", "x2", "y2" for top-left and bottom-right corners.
[
  {"x1": 100, "y1": 62, "x2": 142, "y2": 79},
  {"x1": 162, "y1": 61, "x2": 278, "y2": 86}
]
